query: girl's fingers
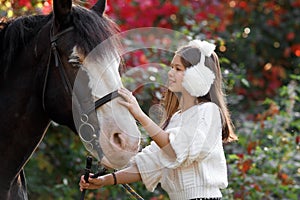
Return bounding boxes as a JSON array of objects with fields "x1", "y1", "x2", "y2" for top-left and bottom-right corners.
[
  {"x1": 79, "y1": 181, "x2": 89, "y2": 189},
  {"x1": 118, "y1": 99, "x2": 129, "y2": 107},
  {"x1": 118, "y1": 88, "x2": 132, "y2": 100},
  {"x1": 80, "y1": 176, "x2": 84, "y2": 183},
  {"x1": 119, "y1": 87, "x2": 130, "y2": 93},
  {"x1": 80, "y1": 175, "x2": 86, "y2": 183},
  {"x1": 118, "y1": 88, "x2": 142, "y2": 119},
  {"x1": 81, "y1": 183, "x2": 89, "y2": 188},
  {"x1": 88, "y1": 177, "x2": 101, "y2": 184}
]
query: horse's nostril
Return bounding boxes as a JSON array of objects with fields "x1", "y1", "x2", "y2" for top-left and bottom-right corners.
[{"x1": 112, "y1": 133, "x2": 123, "y2": 148}]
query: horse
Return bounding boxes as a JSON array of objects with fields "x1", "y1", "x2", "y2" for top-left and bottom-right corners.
[{"x1": 0, "y1": 0, "x2": 141, "y2": 199}]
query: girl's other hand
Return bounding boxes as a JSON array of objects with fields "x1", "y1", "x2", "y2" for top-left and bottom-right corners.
[{"x1": 118, "y1": 88, "x2": 144, "y2": 120}]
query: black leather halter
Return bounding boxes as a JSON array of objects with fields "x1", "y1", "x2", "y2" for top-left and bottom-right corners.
[{"x1": 42, "y1": 25, "x2": 120, "y2": 159}]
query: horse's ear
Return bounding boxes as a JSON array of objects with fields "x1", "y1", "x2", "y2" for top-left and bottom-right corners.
[
  {"x1": 53, "y1": 0, "x2": 72, "y2": 30},
  {"x1": 91, "y1": 0, "x2": 107, "y2": 16}
]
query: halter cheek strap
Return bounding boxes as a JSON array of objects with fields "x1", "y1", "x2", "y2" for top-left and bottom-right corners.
[
  {"x1": 42, "y1": 26, "x2": 75, "y2": 111},
  {"x1": 51, "y1": 26, "x2": 75, "y2": 95}
]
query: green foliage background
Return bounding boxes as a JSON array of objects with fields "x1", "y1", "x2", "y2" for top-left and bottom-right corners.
[{"x1": 1, "y1": 0, "x2": 299, "y2": 199}]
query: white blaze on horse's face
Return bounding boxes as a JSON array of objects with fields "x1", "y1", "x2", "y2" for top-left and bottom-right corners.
[{"x1": 78, "y1": 46, "x2": 141, "y2": 169}]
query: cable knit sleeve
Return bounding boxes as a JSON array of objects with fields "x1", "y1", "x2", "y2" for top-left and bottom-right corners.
[
  {"x1": 160, "y1": 102, "x2": 222, "y2": 168},
  {"x1": 133, "y1": 141, "x2": 163, "y2": 192}
]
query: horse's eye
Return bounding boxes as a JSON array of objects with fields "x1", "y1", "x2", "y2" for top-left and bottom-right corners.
[{"x1": 68, "y1": 55, "x2": 82, "y2": 68}]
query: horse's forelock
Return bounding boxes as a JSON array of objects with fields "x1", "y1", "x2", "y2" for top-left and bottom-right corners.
[{"x1": 71, "y1": 5, "x2": 121, "y2": 57}]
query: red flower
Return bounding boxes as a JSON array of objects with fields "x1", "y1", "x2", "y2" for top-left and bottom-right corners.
[
  {"x1": 18, "y1": 0, "x2": 30, "y2": 7},
  {"x1": 250, "y1": 183, "x2": 261, "y2": 191},
  {"x1": 195, "y1": 12, "x2": 208, "y2": 21},
  {"x1": 18, "y1": 0, "x2": 31, "y2": 9},
  {"x1": 247, "y1": 141, "x2": 257, "y2": 154},
  {"x1": 238, "y1": 159, "x2": 252, "y2": 174},
  {"x1": 42, "y1": 0, "x2": 52, "y2": 15},
  {"x1": 136, "y1": 0, "x2": 160, "y2": 11},
  {"x1": 87, "y1": 0, "x2": 97, "y2": 7},
  {"x1": 286, "y1": 32, "x2": 295, "y2": 41},
  {"x1": 159, "y1": 1, "x2": 178, "y2": 16},
  {"x1": 278, "y1": 172, "x2": 293, "y2": 185},
  {"x1": 292, "y1": 0, "x2": 300, "y2": 7},
  {"x1": 237, "y1": 153, "x2": 244, "y2": 159},
  {"x1": 291, "y1": 44, "x2": 300, "y2": 57},
  {"x1": 238, "y1": 1, "x2": 248, "y2": 9},
  {"x1": 296, "y1": 136, "x2": 300, "y2": 144}
]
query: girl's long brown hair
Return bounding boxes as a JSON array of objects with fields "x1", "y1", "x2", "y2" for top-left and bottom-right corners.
[{"x1": 161, "y1": 45, "x2": 238, "y2": 142}]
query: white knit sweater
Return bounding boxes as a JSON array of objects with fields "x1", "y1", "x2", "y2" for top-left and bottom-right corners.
[{"x1": 134, "y1": 102, "x2": 228, "y2": 200}]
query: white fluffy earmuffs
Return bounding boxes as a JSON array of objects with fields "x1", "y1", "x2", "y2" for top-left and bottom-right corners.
[{"x1": 182, "y1": 40, "x2": 216, "y2": 97}]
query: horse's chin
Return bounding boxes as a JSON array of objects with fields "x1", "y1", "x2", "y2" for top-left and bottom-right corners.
[
  {"x1": 100, "y1": 157, "x2": 117, "y2": 169},
  {"x1": 101, "y1": 155, "x2": 134, "y2": 169}
]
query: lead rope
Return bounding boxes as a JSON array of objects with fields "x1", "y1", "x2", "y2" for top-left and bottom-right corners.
[
  {"x1": 81, "y1": 158, "x2": 144, "y2": 200},
  {"x1": 121, "y1": 183, "x2": 144, "y2": 200},
  {"x1": 93, "y1": 167, "x2": 144, "y2": 200}
]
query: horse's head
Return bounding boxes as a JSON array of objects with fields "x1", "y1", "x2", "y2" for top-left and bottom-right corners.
[{"x1": 35, "y1": 0, "x2": 141, "y2": 169}]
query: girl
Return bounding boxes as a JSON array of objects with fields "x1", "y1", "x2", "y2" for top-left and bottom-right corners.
[{"x1": 79, "y1": 40, "x2": 238, "y2": 200}]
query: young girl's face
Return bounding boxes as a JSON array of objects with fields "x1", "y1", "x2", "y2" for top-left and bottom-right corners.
[{"x1": 168, "y1": 55, "x2": 185, "y2": 93}]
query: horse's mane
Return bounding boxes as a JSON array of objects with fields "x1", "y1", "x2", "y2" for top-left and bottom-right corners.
[
  {"x1": 0, "y1": 5, "x2": 121, "y2": 77},
  {"x1": 0, "y1": 14, "x2": 52, "y2": 77}
]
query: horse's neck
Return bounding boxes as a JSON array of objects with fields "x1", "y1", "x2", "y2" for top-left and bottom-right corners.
[
  {"x1": 0, "y1": 50, "x2": 51, "y2": 187},
  {"x1": 0, "y1": 49, "x2": 48, "y2": 125},
  {"x1": 0, "y1": 55, "x2": 50, "y2": 141},
  {"x1": 0, "y1": 87, "x2": 50, "y2": 190}
]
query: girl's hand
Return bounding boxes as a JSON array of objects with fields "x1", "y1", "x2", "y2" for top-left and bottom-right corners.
[
  {"x1": 118, "y1": 88, "x2": 144, "y2": 120},
  {"x1": 79, "y1": 174, "x2": 104, "y2": 191}
]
